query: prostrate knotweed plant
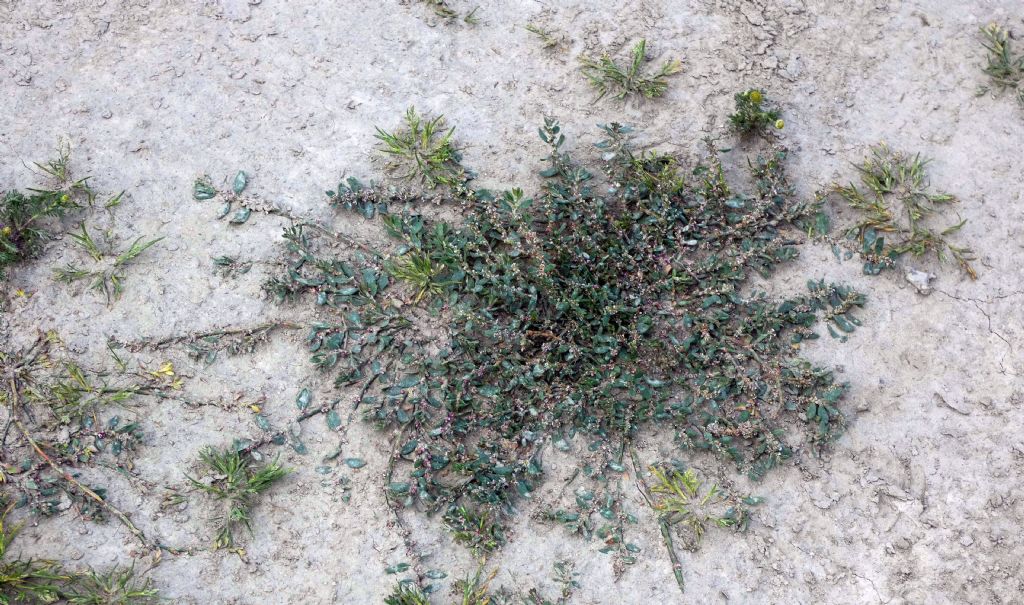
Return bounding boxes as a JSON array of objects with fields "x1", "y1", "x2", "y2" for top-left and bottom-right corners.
[
  {"x1": 264, "y1": 106, "x2": 866, "y2": 592},
  {"x1": 979, "y1": 23, "x2": 1023, "y2": 108},
  {"x1": 188, "y1": 445, "x2": 289, "y2": 548},
  {"x1": 830, "y1": 143, "x2": 976, "y2": 278},
  {"x1": 729, "y1": 89, "x2": 784, "y2": 134},
  {"x1": 580, "y1": 39, "x2": 682, "y2": 101}
]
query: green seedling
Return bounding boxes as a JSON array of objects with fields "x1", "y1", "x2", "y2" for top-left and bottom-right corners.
[
  {"x1": 525, "y1": 24, "x2": 562, "y2": 49},
  {"x1": 442, "y1": 506, "x2": 505, "y2": 553},
  {"x1": 188, "y1": 446, "x2": 289, "y2": 548},
  {"x1": 729, "y1": 89, "x2": 784, "y2": 134},
  {"x1": 54, "y1": 223, "x2": 163, "y2": 302},
  {"x1": 979, "y1": 23, "x2": 1023, "y2": 107},
  {"x1": 374, "y1": 107, "x2": 467, "y2": 189},
  {"x1": 0, "y1": 500, "x2": 157, "y2": 604},
  {"x1": 832, "y1": 143, "x2": 976, "y2": 278},
  {"x1": 384, "y1": 583, "x2": 430, "y2": 605},
  {"x1": 580, "y1": 39, "x2": 682, "y2": 100}
]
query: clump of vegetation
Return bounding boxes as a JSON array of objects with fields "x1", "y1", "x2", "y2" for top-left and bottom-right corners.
[
  {"x1": 729, "y1": 89, "x2": 783, "y2": 134},
  {"x1": 375, "y1": 108, "x2": 468, "y2": 190},
  {"x1": 384, "y1": 582, "x2": 430, "y2": 605},
  {"x1": 979, "y1": 23, "x2": 1023, "y2": 107},
  {"x1": 265, "y1": 106, "x2": 866, "y2": 587},
  {"x1": 0, "y1": 501, "x2": 157, "y2": 604},
  {"x1": 0, "y1": 142, "x2": 98, "y2": 280},
  {"x1": 188, "y1": 445, "x2": 289, "y2": 548},
  {"x1": 442, "y1": 506, "x2": 505, "y2": 553},
  {"x1": 642, "y1": 463, "x2": 759, "y2": 592},
  {"x1": 831, "y1": 143, "x2": 976, "y2": 278},
  {"x1": 0, "y1": 333, "x2": 177, "y2": 529},
  {"x1": 60, "y1": 566, "x2": 158, "y2": 605},
  {"x1": 0, "y1": 502, "x2": 66, "y2": 603},
  {"x1": 193, "y1": 170, "x2": 270, "y2": 225},
  {"x1": 580, "y1": 39, "x2": 682, "y2": 101},
  {"x1": 54, "y1": 224, "x2": 163, "y2": 302}
]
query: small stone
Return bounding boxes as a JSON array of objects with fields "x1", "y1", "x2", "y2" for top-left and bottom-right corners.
[{"x1": 904, "y1": 267, "x2": 935, "y2": 295}]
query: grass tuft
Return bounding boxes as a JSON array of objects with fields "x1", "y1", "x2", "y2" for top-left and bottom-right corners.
[
  {"x1": 979, "y1": 23, "x2": 1023, "y2": 107},
  {"x1": 188, "y1": 446, "x2": 289, "y2": 548},
  {"x1": 580, "y1": 39, "x2": 682, "y2": 101},
  {"x1": 831, "y1": 143, "x2": 976, "y2": 278}
]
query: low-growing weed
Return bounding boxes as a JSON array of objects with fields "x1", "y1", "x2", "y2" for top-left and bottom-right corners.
[
  {"x1": 729, "y1": 89, "x2": 784, "y2": 134},
  {"x1": 580, "y1": 39, "x2": 682, "y2": 101},
  {"x1": 979, "y1": 23, "x2": 1023, "y2": 107},
  {"x1": 54, "y1": 224, "x2": 163, "y2": 302},
  {"x1": 188, "y1": 445, "x2": 289, "y2": 548},
  {"x1": 375, "y1": 107, "x2": 467, "y2": 190},
  {"x1": 831, "y1": 143, "x2": 976, "y2": 278}
]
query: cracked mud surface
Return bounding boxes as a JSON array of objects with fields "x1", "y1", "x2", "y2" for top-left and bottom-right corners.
[{"x1": 1, "y1": 1, "x2": 1022, "y2": 603}]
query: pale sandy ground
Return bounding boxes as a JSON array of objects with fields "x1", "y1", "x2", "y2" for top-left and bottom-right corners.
[{"x1": 1, "y1": 1, "x2": 1022, "y2": 603}]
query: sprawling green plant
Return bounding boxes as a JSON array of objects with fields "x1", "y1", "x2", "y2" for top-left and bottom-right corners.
[
  {"x1": 979, "y1": 23, "x2": 1023, "y2": 107},
  {"x1": 580, "y1": 39, "x2": 682, "y2": 101},
  {"x1": 267, "y1": 111, "x2": 865, "y2": 592},
  {"x1": 0, "y1": 501, "x2": 67, "y2": 604},
  {"x1": 0, "y1": 334, "x2": 176, "y2": 521}
]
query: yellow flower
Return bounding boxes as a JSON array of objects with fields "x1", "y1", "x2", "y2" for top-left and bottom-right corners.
[
  {"x1": 1, "y1": 226, "x2": 11, "y2": 237},
  {"x1": 14, "y1": 289, "x2": 26, "y2": 298},
  {"x1": 249, "y1": 404, "x2": 262, "y2": 414},
  {"x1": 748, "y1": 90, "x2": 763, "y2": 104},
  {"x1": 774, "y1": 119, "x2": 785, "y2": 130},
  {"x1": 60, "y1": 194, "x2": 70, "y2": 203}
]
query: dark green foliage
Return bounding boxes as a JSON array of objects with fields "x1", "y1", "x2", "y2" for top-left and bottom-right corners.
[
  {"x1": 268, "y1": 111, "x2": 865, "y2": 563},
  {"x1": 580, "y1": 39, "x2": 682, "y2": 101},
  {"x1": 831, "y1": 143, "x2": 976, "y2": 278},
  {"x1": 192, "y1": 170, "x2": 265, "y2": 224},
  {"x1": 188, "y1": 445, "x2": 289, "y2": 548},
  {"x1": 384, "y1": 582, "x2": 429, "y2": 605},
  {"x1": 979, "y1": 23, "x2": 1023, "y2": 107},
  {"x1": 728, "y1": 89, "x2": 783, "y2": 134}
]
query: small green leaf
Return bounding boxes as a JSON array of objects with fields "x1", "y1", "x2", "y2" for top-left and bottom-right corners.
[
  {"x1": 344, "y1": 458, "x2": 366, "y2": 469},
  {"x1": 296, "y1": 388, "x2": 312, "y2": 410},
  {"x1": 229, "y1": 208, "x2": 252, "y2": 224},
  {"x1": 233, "y1": 171, "x2": 249, "y2": 194}
]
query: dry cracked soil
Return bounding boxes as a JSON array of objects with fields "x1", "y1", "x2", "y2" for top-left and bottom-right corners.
[{"x1": 1, "y1": 1, "x2": 1022, "y2": 604}]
